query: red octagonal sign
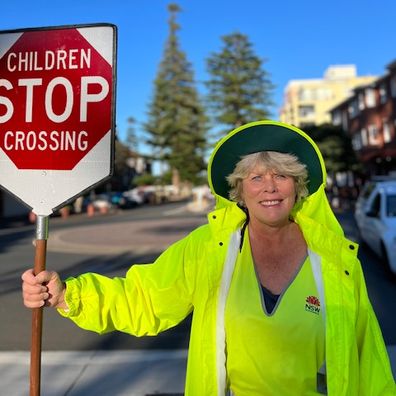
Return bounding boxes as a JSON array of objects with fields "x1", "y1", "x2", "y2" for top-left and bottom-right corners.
[{"x1": 0, "y1": 26, "x2": 113, "y2": 170}]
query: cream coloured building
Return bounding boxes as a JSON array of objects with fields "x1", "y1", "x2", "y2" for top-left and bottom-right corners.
[{"x1": 279, "y1": 65, "x2": 377, "y2": 127}]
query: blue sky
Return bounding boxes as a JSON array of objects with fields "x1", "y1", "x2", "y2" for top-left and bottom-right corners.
[{"x1": 2, "y1": 0, "x2": 395, "y2": 155}]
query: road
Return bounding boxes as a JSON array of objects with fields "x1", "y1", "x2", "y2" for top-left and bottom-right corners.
[
  {"x1": 333, "y1": 209, "x2": 396, "y2": 345},
  {"x1": 0, "y1": 201, "x2": 395, "y2": 352},
  {"x1": 0, "y1": 202, "x2": 203, "y2": 351}
]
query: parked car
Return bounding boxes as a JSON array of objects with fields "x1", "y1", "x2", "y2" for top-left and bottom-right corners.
[
  {"x1": 122, "y1": 188, "x2": 145, "y2": 205},
  {"x1": 354, "y1": 177, "x2": 396, "y2": 275},
  {"x1": 110, "y1": 191, "x2": 139, "y2": 209}
]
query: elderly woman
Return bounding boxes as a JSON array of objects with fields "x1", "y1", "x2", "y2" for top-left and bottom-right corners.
[{"x1": 22, "y1": 121, "x2": 395, "y2": 395}]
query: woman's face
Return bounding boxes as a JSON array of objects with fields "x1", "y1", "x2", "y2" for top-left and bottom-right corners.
[{"x1": 241, "y1": 165, "x2": 296, "y2": 228}]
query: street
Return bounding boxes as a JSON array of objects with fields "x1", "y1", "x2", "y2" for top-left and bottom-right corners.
[{"x1": 0, "y1": 202, "x2": 204, "y2": 352}]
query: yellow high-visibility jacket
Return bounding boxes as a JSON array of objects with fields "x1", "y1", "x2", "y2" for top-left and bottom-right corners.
[{"x1": 61, "y1": 185, "x2": 395, "y2": 395}]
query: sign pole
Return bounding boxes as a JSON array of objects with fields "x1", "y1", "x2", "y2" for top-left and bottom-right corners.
[
  {"x1": 30, "y1": 215, "x2": 49, "y2": 396},
  {"x1": 0, "y1": 24, "x2": 116, "y2": 394}
]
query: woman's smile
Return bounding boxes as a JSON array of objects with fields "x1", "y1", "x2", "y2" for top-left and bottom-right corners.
[
  {"x1": 258, "y1": 199, "x2": 283, "y2": 207},
  {"x1": 242, "y1": 167, "x2": 296, "y2": 227}
]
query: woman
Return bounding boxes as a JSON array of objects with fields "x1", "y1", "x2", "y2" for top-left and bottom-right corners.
[{"x1": 22, "y1": 120, "x2": 395, "y2": 395}]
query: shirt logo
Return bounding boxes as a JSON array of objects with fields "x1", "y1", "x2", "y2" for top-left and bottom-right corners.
[{"x1": 305, "y1": 295, "x2": 321, "y2": 315}]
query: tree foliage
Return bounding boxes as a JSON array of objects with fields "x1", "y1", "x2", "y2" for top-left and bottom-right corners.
[
  {"x1": 125, "y1": 116, "x2": 138, "y2": 152},
  {"x1": 144, "y1": 3, "x2": 207, "y2": 185},
  {"x1": 304, "y1": 124, "x2": 362, "y2": 174},
  {"x1": 205, "y1": 32, "x2": 274, "y2": 134},
  {"x1": 109, "y1": 132, "x2": 134, "y2": 190}
]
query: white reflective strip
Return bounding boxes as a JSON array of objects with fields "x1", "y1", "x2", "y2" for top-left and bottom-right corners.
[
  {"x1": 216, "y1": 231, "x2": 240, "y2": 396},
  {"x1": 308, "y1": 249, "x2": 326, "y2": 325},
  {"x1": 309, "y1": 250, "x2": 328, "y2": 392}
]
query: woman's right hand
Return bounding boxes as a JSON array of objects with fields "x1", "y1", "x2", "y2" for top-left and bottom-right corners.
[{"x1": 21, "y1": 269, "x2": 68, "y2": 310}]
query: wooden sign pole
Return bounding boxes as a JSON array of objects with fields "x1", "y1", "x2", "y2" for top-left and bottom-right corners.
[{"x1": 30, "y1": 215, "x2": 49, "y2": 396}]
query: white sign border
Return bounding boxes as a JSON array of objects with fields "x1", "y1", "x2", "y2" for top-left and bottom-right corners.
[{"x1": 0, "y1": 23, "x2": 117, "y2": 216}]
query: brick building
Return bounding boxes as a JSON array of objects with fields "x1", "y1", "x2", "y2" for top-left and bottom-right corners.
[{"x1": 330, "y1": 60, "x2": 396, "y2": 176}]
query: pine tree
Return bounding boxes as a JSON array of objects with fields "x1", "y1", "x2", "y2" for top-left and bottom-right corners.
[
  {"x1": 144, "y1": 3, "x2": 207, "y2": 187},
  {"x1": 125, "y1": 116, "x2": 138, "y2": 152},
  {"x1": 304, "y1": 124, "x2": 362, "y2": 174},
  {"x1": 205, "y1": 32, "x2": 274, "y2": 134}
]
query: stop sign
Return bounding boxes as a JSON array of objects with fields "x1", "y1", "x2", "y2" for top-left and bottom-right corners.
[{"x1": 0, "y1": 24, "x2": 116, "y2": 215}]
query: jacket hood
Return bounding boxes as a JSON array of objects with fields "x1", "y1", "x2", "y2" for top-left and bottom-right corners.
[{"x1": 207, "y1": 120, "x2": 344, "y2": 236}]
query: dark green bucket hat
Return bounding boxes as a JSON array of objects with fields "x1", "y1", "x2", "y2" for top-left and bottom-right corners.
[{"x1": 208, "y1": 120, "x2": 326, "y2": 199}]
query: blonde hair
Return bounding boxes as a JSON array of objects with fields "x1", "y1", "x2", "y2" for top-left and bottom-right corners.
[{"x1": 226, "y1": 151, "x2": 309, "y2": 206}]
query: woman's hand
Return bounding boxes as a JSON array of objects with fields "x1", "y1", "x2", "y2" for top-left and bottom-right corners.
[{"x1": 21, "y1": 269, "x2": 67, "y2": 309}]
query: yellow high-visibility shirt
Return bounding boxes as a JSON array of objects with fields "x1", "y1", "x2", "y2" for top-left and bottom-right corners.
[{"x1": 225, "y1": 229, "x2": 326, "y2": 395}]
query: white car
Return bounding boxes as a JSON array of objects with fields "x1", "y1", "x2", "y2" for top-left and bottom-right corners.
[{"x1": 354, "y1": 177, "x2": 396, "y2": 275}]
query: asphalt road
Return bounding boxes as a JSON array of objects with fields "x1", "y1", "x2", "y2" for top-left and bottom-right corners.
[
  {"x1": 0, "y1": 202, "x2": 202, "y2": 351},
  {"x1": 0, "y1": 201, "x2": 395, "y2": 352}
]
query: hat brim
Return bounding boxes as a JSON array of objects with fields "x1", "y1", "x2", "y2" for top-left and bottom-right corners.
[{"x1": 208, "y1": 121, "x2": 325, "y2": 199}]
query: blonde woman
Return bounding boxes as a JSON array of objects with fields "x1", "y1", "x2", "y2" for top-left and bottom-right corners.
[{"x1": 22, "y1": 121, "x2": 395, "y2": 395}]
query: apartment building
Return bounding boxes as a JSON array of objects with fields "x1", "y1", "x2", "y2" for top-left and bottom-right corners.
[
  {"x1": 330, "y1": 60, "x2": 396, "y2": 176},
  {"x1": 279, "y1": 65, "x2": 377, "y2": 128}
]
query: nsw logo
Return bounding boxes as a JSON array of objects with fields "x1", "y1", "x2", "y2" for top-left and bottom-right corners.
[{"x1": 305, "y1": 295, "x2": 321, "y2": 315}]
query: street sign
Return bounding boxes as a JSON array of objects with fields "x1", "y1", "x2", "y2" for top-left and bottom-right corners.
[
  {"x1": 0, "y1": 24, "x2": 116, "y2": 215},
  {"x1": 0, "y1": 23, "x2": 117, "y2": 396}
]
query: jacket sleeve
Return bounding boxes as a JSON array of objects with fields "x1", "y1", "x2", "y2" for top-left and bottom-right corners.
[
  {"x1": 354, "y1": 260, "x2": 396, "y2": 394},
  {"x1": 58, "y1": 232, "x2": 201, "y2": 336}
]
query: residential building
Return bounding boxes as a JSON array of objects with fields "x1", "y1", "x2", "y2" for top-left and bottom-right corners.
[
  {"x1": 280, "y1": 65, "x2": 377, "y2": 128},
  {"x1": 330, "y1": 60, "x2": 396, "y2": 176}
]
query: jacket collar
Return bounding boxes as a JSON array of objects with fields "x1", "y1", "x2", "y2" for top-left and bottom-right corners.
[
  {"x1": 207, "y1": 200, "x2": 247, "y2": 233},
  {"x1": 208, "y1": 184, "x2": 357, "y2": 263}
]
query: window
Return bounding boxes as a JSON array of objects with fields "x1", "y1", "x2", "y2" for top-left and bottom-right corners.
[
  {"x1": 358, "y1": 93, "x2": 365, "y2": 110},
  {"x1": 300, "y1": 122, "x2": 315, "y2": 128},
  {"x1": 365, "y1": 88, "x2": 376, "y2": 107},
  {"x1": 298, "y1": 88, "x2": 315, "y2": 101},
  {"x1": 361, "y1": 128, "x2": 368, "y2": 147},
  {"x1": 368, "y1": 124, "x2": 380, "y2": 146},
  {"x1": 332, "y1": 110, "x2": 342, "y2": 126},
  {"x1": 352, "y1": 133, "x2": 362, "y2": 150},
  {"x1": 391, "y1": 75, "x2": 396, "y2": 98},
  {"x1": 379, "y1": 83, "x2": 388, "y2": 104},
  {"x1": 383, "y1": 119, "x2": 392, "y2": 143},
  {"x1": 317, "y1": 88, "x2": 332, "y2": 100},
  {"x1": 342, "y1": 112, "x2": 348, "y2": 132},
  {"x1": 369, "y1": 193, "x2": 381, "y2": 217},
  {"x1": 348, "y1": 99, "x2": 359, "y2": 118},
  {"x1": 298, "y1": 105, "x2": 315, "y2": 118},
  {"x1": 387, "y1": 194, "x2": 396, "y2": 217}
]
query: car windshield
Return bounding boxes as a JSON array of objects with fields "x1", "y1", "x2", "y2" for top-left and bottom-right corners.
[{"x1": 387, "y1": 194, "x2": 396, "y2": 217}]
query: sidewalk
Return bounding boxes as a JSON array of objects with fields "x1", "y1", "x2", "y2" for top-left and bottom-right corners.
[
  {"x1": 2, "y1": 346, "x2": 395, "y2": 395},
  {"x1": 1, "y1": 350, "x2": 187, "y2": 396}
]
